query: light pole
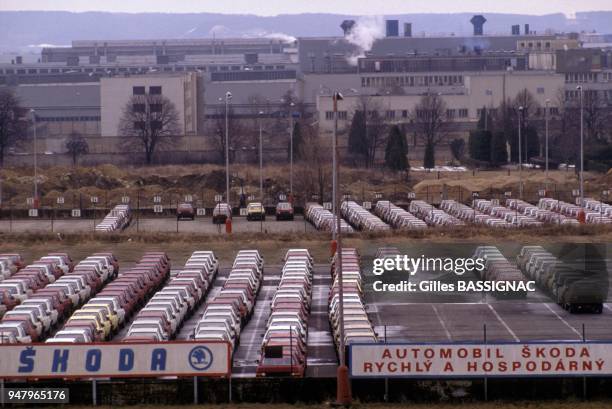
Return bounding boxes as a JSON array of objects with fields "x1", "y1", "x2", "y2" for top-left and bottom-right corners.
[
  {"x1": 259, "y1": 111, "x2": 264, "y2": 201},
  {"x1": 289, "y1": 102, "x2": 295, "y2": 196},
  {"x1": 545, "y1": 99, "x2": 550, "y2": 183},
  {"x1": 332, "y1": 94, "x2": 339, "y2": 241},
  {"x1": 518, "y1": 106, "x2": 524, "y2": 199},
  {"x1": 225, "y1": 92, "x2": 232, "y2": 207},
  {"x1": 30, "y1": 109, "x2": 38, "y2": 205},
  {"x1": 577, "y1": 85, "x2": 584, "y2": 207},
  {"x1": 332, "y1": 90, "x2": 351, "y2": 406}
]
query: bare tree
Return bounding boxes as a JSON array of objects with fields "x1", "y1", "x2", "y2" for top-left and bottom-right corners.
[
  {"x1": 65, "y1": 131, "x2": 89, "y2": 166},
  {"x1": 211, "y1": 105, "x2": 247, "y2": 164},
  {"x1": 118, "y1": 94, "x2": 181, "y2": 165},
  {"x1": 412, "y1": 92, "x2": 448, "y2": 169},
  {"x1": 581, "y1": 90, "x2": 611, "y2": 143},
  {"x1": 295, "y1": 123, "x2": 332, "y2": 204},
  {"x1": 0, "y1": 89, "x2": 27, "y2": 167},
  {"x1": 349, "y1": 95, "x2": 387, "y2": 168}
]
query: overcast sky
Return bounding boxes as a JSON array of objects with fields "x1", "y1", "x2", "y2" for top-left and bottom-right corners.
[{"x1": 1, "y1": 0, "x2": 612, "y2": 16}]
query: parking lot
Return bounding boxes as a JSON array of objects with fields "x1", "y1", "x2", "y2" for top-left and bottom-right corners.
[
  {"x1": 362, "y1": 251, "x2": 612, "y2": 343},
  {"x1": 1, "y1": 244, "x2": 611, "y2": 378},
  {"x1": 0, "y1": 216, "x2": 317, "y2": 234}
]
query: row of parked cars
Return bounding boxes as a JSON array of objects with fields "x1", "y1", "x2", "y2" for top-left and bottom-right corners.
[
  {"x1": 442, "y1": 200, "x2": 514, "y2": 228},
  {"x1": 304, "y1": 203, "x2": 354, "y2": 233},
  {"x1": 46, "y1": 252, "x2": 166, "y2": 343},
  {"x1": 374, "y1": 201, "x2": 427, "y2": 230},
  {"x1": 472, "y1": 199, "x2": 543, "y2": 227},
  {"x1": 0, "y1": 253, "x2": 25, "y2": 285},
  {"x1": 256, "y1": 249, "x2": 313, "y2": 377},
  {"x1": 329, "y1": 248, "x2": 377, "y2": 359},
  {"x1": 341, "y1": 201, "x2": 390, "y2": 232},
  {"x1": 95, "y1": 205, "x2": 132, "y2": 232},
  {"x1": 516, "y1": 246, "x2": 607, "y2": 314},
  {"x1": 409, "y1": 200, "x2": 465, "y2": 227},
  {"x1": 0, "y1": 253, "x2": 73, "y2": 342},
  {"x1": 472, "y1": 246, "x2": 527, "y2": 298},
  {"x1": 0, "y1": 252, "x2": 75, "y2": 315},
  {"x1": 124, "y1": 251, "x2": 218, "y2": 342},
  {"x1": 1, "y1": 253, "x2": 120, "y2": 343},
  {"x1": 194, "y1": 250, "x2": 263, "y2": 352},
  {"x1": 506, "y1": 199, "x2": 579, "y2": 225},
  {"x1": 538, "y1": 198, "x2": 612, "y2": 224}
]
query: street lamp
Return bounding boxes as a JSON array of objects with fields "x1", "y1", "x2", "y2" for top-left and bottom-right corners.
[
  {"x1": 332, "y1": 90, "x2": 351, "y2": 406},
  {"x1": 258, "y1": 111, "x2": 264, "y2": 201},
  {"x1": 30, "y1": 109, "x2": 38, "y2": 205},
  {"x1": 545, "y1": 99, "x2": 550, "y2": 183},
  {"x1": 577, "y1": 85, "x2": 584, "y2": 207},
  {"x1": 225, "y1": 92, "x2": 232, "y2": 208},
  {"x1": 289, "y1": 102, "x2": 296, "y2": 196},
  {"x1": 518, "y1": 106, "x2": 524, "y2": 199}
]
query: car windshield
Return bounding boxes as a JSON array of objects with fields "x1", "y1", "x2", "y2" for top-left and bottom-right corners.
[{"x1": 277, "y1": 202, "x2": 291, "y2": 209}]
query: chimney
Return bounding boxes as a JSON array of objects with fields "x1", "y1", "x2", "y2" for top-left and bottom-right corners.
[
  {"x1": 525, "y1": 24, "x2": 530, "y2": 35},
  {"x1": 470, "y1": 15, "x2": 486, "y2": 36},
  {"x1": 386, "y1": 20, "x2": 399, "y2": 37},
  {"x1": 511, "y1": 25, "x2": 520, "y2": 35},
  {"x1": 341, "y1": 20, "x2": 356, "y2": 36},
  {"x1": 404, "y1": 23, "x2": 413, "y2": 37},
  {"x1": 15, "y1": 56, "x2": 23, "y2": 64}
]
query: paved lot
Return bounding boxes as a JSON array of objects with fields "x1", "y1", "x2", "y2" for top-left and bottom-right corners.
[
  {"x1": 1, "y1": 216, "x2": 317, "y2": 234},
  {"x1": 362, "y1": 249, "x2": 612, "y2": 343}
]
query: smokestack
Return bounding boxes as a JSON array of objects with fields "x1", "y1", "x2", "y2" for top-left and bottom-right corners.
[
  {"x1": 511, "y1": 25, "x2": 520, "y2": 35},
  {"x1": 524, "y1": 24, "x2": 530, "y2": 35},
  {"x1": 386, "y1": 20, "x2": 399, "y2": 37},
  {"x1": 470, "y1": 15, "x2": 486, "y2": 36},
  {"x1": 404, "y1": 23, "x2": 412, "y2": 37},
  {"x1": 341, "y1": 20, "x2": 356, "y2": 36}
]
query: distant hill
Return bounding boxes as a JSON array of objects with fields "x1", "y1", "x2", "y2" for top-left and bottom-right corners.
[{"x1": 0, "y1": 10, "x2": 610, "y2": 53}]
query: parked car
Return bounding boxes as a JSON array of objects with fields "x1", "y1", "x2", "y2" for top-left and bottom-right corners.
[
  {"x1": 275, "y1": 202, "x2": 294, "y2": 221},
  {"x1": 177, "y1": 203, "x2": 195, "y2": 220},
  {"x1": 246, "y1": 202, "x2": 266, "y2": 221},
  {"x1": 212, "y1": 203, "x2": 232, "y2": 224}
]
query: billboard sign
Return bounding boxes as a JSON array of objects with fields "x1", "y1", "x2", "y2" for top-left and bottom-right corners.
[
  {"x1": 350, "y1": 342, "x2": 612, "y2": 378},
  {"x1": 0, "y1": 341, "x2": 231, "y2": 379}
]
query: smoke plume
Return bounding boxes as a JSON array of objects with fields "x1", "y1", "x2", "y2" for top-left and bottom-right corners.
[{"x1": 344, "y1": 16, "x2": 385, "y2": 66}]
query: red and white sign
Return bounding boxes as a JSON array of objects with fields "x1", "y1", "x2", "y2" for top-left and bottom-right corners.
[{"x1": 350, "y1": 343, "x2": 612, "y2": 378}]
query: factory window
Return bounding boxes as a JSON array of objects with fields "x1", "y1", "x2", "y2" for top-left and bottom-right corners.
[
  {"x1": 402, "y1": 110, "x2": 408, "y2": 118},
  {"x1": 133, "y1": 121, "x2": 146, "y2": 130},
  {"x1": 150, "y1": 103, "x2": 162, "y2": 113},
  {"x1": 17, "y1": 69, "x2": 25, "y2": 74},
  {"x1": 537, "y1": 87, "x2": 545, "y2": 94},
  {"x1": 550, "y1": 107, "x2": 559, "y2": 116},
  {"x1": 220, "y1": 66, "x2": 228, "y2": 71},
  {"x1": 231, "y1": 66, "x2": 240, "y2": 71},
  {"x1": 265, "y1": 65, "x2": 274, "y2": 70},
  {"x1": 446, "y1": 109, "x2": 456, "y2": 119},
  {"x1": 28, "y1": 69, "x2": 37, "y2": 74},
  {"x1": 5, "y1": 69, "x2": 14, "y2": 74},
  {"x1": 149, "y1": 86, "x2": 162, "y2": 95},
  {"x1": 133, "y1": 86, "x2": 146, "y2": 95},
  {"x1": 40, "y1": 69, "x2": 48, "y2": 74},
  {"x1": 458, "y1": 108, "x2": 469, "y2": 118},
  {"x1": 386, "y1": 110, "x2": 395, "y2": 120},
  {"x1": 163, "y1": 67, "x2": 173, "y2": 72},
  {"x1": 133, "y1": 103, "x2": 146, "y2": 113},
  {"x1": 325, "y1": 111, "x2": 334, "y2": 120},
  {"x1": 338, "y1": 111, "x2": 348, "y2": 120}
]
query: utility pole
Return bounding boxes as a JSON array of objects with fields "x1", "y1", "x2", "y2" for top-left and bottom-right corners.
[
  {"x1": 518, "y1": 106, "x2": 523, "y2": 199},
  {"x1": 289, "y1": 102, "x2": 295, "y2": 195},
  {"x1": 333, "y1": 91, "x2": 351, "y2": 407},
  {"x1": 259, "y1": 111, "x2": 264, "y2": 200},
  {"x1": 545, "y1": 99, "x2": 550, "y2": 183},
  {"x1": 225, "y1": 92, "x2": 232, "y2": 207},
  {"x1": 30, "y1": 109, "x2": 38, "y2": 206},
  {"x1": 577, "y1": 85, "x2": 584, "y2": 206}
]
